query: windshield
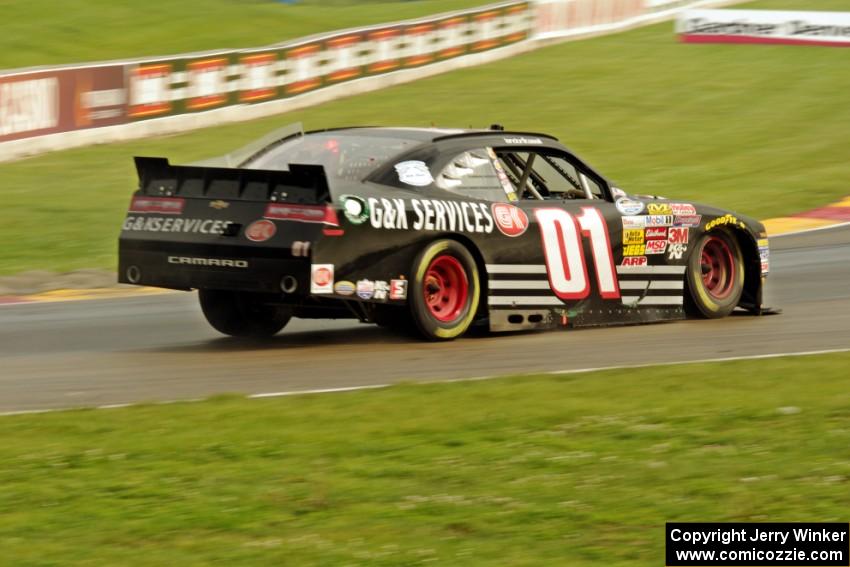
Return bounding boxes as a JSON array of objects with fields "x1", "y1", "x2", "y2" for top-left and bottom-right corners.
[{"x1": 243, "y1": 132, "x2": 421, "y2": 181}]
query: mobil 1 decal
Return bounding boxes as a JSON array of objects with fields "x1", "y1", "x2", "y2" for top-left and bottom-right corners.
[{"x1": 535, "y1": 207, "x2": 620, "y2": 300}]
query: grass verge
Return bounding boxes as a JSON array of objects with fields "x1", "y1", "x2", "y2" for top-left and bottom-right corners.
[
  {"x1": 0, "y1": 0, "x2": 848, "y2": 274},
  {"x1": 1, "y1": 352, "x2": 849, "y2": 565}
]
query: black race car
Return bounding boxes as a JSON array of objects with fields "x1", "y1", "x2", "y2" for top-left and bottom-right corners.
[{"x1": 118, "y1": 124, "x2": 772, "y2": 340}]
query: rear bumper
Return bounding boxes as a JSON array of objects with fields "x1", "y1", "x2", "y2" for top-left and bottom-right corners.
[{"x1": 118, "y1": 240, "x2": 309, "y2": 294}]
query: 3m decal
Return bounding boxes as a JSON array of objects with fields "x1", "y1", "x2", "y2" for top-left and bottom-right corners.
[
  {"x1": 534, "y1": 207, "x2": 620, "y2": 300},
  {"x1": 311, "y1": 264, "x2": 334, "y2": 294},
  {"x1": 647, "y1": 203, "x2": 672, "y2": 215},
  {"x1": 668, "y1": 227, "x2": 689, "y2": 244},
  {"x1": 623, "y1": 229, "x2": 644, "y2": 245},
  {"x1": 394, "y1": 160, "x2": 433, "y2": 187},
  {"x1": 340, "y1": 195, "x2": 369, "y2": 225},
  {"x1": 245, "y1": 219, "x2": 276, "y2": 242},
  {"x1": 390, "y1": 279, "x2": 408, "y2": 300},
  {"x1": 492, "y1": 203, "x2": 529, "y2": 237},
  {"x1": 615, "y1": 197, "x2": 645, "y2": 215}
]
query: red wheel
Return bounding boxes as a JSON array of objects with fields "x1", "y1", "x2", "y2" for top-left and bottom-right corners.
[
  {"x1": 700, "y1": 235, "x2": 736, "y2": 301},
  {"x1": 686, "y1": 230, "x2": 744, "y2": 318},
  {"x1": 423, "y1": 255, "x2": 469, "y2": 323},
  {"x1": 410, "y1": 240, "x2": 480, "y2": 340}
]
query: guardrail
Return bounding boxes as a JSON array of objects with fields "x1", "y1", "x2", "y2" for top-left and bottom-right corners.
[{"x1": 0, "y1": 0, "x2": 741, "y2": 162}]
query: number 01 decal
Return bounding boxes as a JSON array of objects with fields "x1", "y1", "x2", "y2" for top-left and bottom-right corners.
[{"x1": 534, "y1": 207, "x2": 620, "y2": 300}]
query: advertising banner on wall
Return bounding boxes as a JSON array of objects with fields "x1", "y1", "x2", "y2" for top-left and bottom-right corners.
[
  {"x1": 677, "y1": 9, "x2": 850, "y2": 47},
  {"x1": 0, "y1": 65, "x2": 125, "y2": 143}
]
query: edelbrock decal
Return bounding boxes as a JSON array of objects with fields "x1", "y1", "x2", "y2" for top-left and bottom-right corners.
[{"x1": 394, "y1": 160, "x2": 433, "y2": 187}]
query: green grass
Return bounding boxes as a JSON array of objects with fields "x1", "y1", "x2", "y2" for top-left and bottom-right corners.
[
  {"x1": 0, "y1": 0, "x2": 490, "y2": 70},
  {"x1": 1, "y1": 0, "x2": 849, "y2": 275},
  {"x1": 1, "y1": 353, "x2": 849, "y2": 565}
]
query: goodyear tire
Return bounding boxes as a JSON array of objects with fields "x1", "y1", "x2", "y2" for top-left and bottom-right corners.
[
  {"x1": 409, "y1": 240, "x2": 480, "y2": 341},
  {"x1": 198, "y1": 290, "x2": 291, "y2": 337},
  {"x1": 685, "y1": 230, "x2": 745, "y2": 318}
]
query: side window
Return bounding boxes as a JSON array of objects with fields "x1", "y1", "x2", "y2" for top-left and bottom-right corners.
[
  {"x1": 436, "y1": 149, "x2": 511, "y2": 202},
  {"x1": 496, "y1": 150, "x2": 605, "y2": 200}
]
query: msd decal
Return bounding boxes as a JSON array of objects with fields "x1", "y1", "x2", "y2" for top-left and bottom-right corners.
[
  {"x1": 645, "y1": 239, "x2": 668, "y2": 255},
  {"x1": 310, "y1": 264, "x2": 334, "y2": 294},
  {"x1": 492, "y1": 203, "x2": 529, "y2": 237}
]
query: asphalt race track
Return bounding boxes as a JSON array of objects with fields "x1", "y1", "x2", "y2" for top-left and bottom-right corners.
[{"x1": 2, "y1": 225, "x2": 849, "y2": 413}]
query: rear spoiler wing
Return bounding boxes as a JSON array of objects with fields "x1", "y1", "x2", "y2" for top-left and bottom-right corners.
[{"x1": 133, "y1": 157, "x2": 330, "y2": 204}]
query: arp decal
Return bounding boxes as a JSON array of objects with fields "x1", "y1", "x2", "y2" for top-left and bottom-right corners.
[
  {"x1": 311, "y1": 264, "x2": 334, "y2": 294},
  {"x1": 492, "y1": 203, "x2": 529, "y2": 237},
  {"x1": 621, "y1": 256, "x2": 648, "y2": 267},
  {"x1": 534, "y1": 207, "x2": 620, "y2": 300}
]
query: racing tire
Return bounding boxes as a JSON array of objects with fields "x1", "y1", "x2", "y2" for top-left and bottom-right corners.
[
  {"x1": 409, "y1": 240, "x2": 480, "y2": 341},
  {"x1": 198, "y1": 290, "x2": 291, "y2": 337},
  {"x1": 685, "y1": 230, "x2": 745, "y2": 319}
]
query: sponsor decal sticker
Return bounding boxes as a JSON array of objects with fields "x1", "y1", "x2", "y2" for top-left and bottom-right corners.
[
  {"x1": 645, "y1": 215, "x2": 674, "y2": 227},
  {"x1": 374, "y1": 280, "x2": 390, "y2": 301},
  {"x1": 621, "y1": 256, "x2": 648, "y2": 267},
  {"x1": 615, "y1": 197, "x2": 645, "y2": 215},
  {"x1": 668, "y1": 227, "x2": 689, "y2": 244},
  {"x1": 368, "y1": 197, "x2": 494, "y2": 234},
  {"x1": 264, "y1": 203, "x2": 327, "y2": 223},
  {"x1": 645, "y1": 227, "x2": 668, "y2": 240},
  {"x1": 645, "y1": 239, "x2": 667, "y2": 255},
  {"x1": 705, "y1": 214, "x2": 745, "y2": 231},
  {"x1": 356, "y1": 279, "x2": 375, "y2": 300},
  {"x1": 390, "y1": 279, "x2": 408, "y2": 300},
  {"x1": 334, "y1": 280, "x2": 355, "y2": 296},
  {"x1": 503, "y1": 136, "x2": 543, "y2": 144},
  {"x1": 667, "y1": 243, "x2": 687, "y2": 260},
  {"x1": 123, "y1": 216, "x2": 233, "y2": 234},
  {"x1": 167, "y1": 256, "x2": 248, "y2": 268},
  {"x1": 759, "y1": 239, "x2": 770, "y2": 274},
  {"x1": 340, "y1": 195, "x2": 369, "y2": 225},
  {"x1": 209, "y1": 200, "x2": 229, "y2": 210},
  {"x1": 611, "y1": 187, "x2": 627, "y2": 199},
  {"x1": 622, "y1": 215, "x2": 646, "y2": 229},
  {"x1": 623, "y1": 229, "x2": 644, "y2": 245},
  {"x1": 245, "y1": 219, "x2": 276, "y2": 242},
  {"x1": 623, "y1": 244, "x2": 646, "y2": 256},
  {"x1": 492, "y1": 203, "x2": 529, "y2": 237},
  {"x1": 394, "y1": 160, "x2": 434, "y2": 187},
  {"x1": 670, "y1": 203, "x2": 696, "y2": 216},
  {"x1": 310, "y1": 264, "x2": 334, "y2": 294},
  {"x1": 674, "y1": 214, "x2": 702, "y2": 227},
  {"x1": 647, "y1": 203, "x2": 672, "y2": 215},
  {"x1": 129, "y1": 196, "x2": 185, "y2": 215}
]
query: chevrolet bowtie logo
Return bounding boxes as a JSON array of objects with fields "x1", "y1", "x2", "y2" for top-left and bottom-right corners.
[{"x1": 209, "y1": 200, "x2": 230, "y2": 210}]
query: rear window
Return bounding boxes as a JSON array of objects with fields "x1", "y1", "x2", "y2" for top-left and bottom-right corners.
[{"x1": 243, "y1": 132, "x2": 419, "y2": 181}]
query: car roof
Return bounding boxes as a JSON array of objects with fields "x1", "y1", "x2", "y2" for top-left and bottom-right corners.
[{"x1": 305, "y1": 126, "x2": 559, "y2": 144}]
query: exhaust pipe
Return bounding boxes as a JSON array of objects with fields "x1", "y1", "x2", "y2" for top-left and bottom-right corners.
[
  {"x1": 126, "y1": 265, "x2": 142, "y2": 284},
  {"x1": 280, "y1": 275, "x2": 298, "y2": 294}
]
